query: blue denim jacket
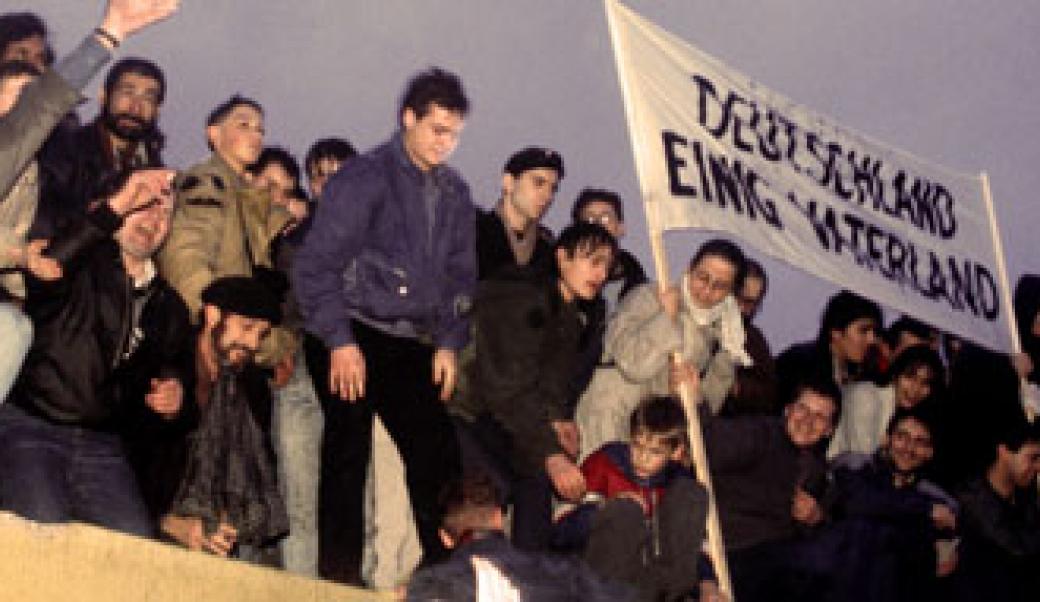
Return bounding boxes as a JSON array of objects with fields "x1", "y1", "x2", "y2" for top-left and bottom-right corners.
[{"x1": 293, "y1": 132, "x2": 476, "y2": 351}]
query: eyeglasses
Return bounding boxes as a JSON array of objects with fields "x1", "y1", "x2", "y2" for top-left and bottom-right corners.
[
  {"x1": 583, "y1": 212, "x2": 618, "y2": 227},
  {"x1": 891, "y1": 429, "x2": 933, "y2": 450},
  {"x1": 789, "y1": 402, "x2": 833, "y2": 430},
  {"x1": 690, "y1": 268, "x2": 733, "y2": 295}
]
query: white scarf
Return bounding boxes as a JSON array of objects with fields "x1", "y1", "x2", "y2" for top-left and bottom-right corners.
[{"x1": 681, "y1": 272, "x2": 754, "y2": 367}]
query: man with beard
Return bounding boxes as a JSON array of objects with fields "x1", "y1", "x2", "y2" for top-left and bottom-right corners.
[
  {"x1": 35, "y1": 57, "x2": 167, "y2": 238},
  {"x1": 0, "y1": 168, "x2": 192, "y2": 538},
  {"x1": 161, "y1": 276, "x2": 289, "y2": 563},
  {"x1": 1, "y1": 1, "x2": 180, "y2": 199}
]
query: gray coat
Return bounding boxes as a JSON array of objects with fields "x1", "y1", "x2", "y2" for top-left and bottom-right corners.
[
  {"x1": 575, "y1": 283, "x2": 736, "y2": 459},
  {"x1": 0, "y1": 34, "x2": 110, "y2": 198},
  {"x1": 0, "y1": 71, "x2": 78, "y2": 200}
]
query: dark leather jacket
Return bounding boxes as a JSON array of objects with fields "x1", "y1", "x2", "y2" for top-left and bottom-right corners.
[
  {"x1": 10, "y1": 204, "x2": 192, "y2": 429},
  {"x1": 34, "y1": 119, "x2": 163, "y2": 239}
]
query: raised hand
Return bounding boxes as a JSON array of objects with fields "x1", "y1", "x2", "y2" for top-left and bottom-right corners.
[
  {"x1": 100, "y1": 0, "x2": 181, "y2": 43},
  {"x1": 107, "y1": 168, "x2": 175, "y2": 217}
]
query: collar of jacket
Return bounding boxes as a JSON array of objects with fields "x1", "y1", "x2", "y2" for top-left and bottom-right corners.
[
  {"x1": 602, "y1": 441, "x2": 692, "y2": 489},
  {"x1": 87, "y1": 118, "x2": 162, "y2": 170},
  {"x1": 390, "y1": 130, "x2": 446, "y2": 186},
  {"x1": 204, "y1": 152, "x2": 249, "y2": 191},
  {"x1": 872, "y1": 449, "x2": 921, "y2": 488}
]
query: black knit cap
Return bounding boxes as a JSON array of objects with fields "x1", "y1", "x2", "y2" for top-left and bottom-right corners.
[
  {"x1": 503, "y1": 146, "x2": 565, "y2": 179},
  {"x1": 201, "y1": 275, "x2": 282, "y2": 325}
]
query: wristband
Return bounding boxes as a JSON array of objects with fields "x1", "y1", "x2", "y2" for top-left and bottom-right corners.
[{"x1": 93, "y1": 27, "x2": 121, "y2": 48}]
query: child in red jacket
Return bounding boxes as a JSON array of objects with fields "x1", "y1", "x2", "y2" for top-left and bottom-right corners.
[{"x1": 556, "y1": 396, "x2": 715, "y2": 600}]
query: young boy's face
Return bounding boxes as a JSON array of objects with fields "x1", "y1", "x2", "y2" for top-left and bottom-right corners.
[{"x1": 630, "y1": 433, "x2": 682, "y2": 480}]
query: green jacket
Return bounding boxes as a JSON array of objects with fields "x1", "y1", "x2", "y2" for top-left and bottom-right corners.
[{"x1": 158, "y1": 153, "x2": 296, "y2": 365}]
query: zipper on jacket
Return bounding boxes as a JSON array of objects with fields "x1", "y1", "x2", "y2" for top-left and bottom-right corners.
[{"x1": 112, "y1": 274, "x2": 132, "y2": 369}]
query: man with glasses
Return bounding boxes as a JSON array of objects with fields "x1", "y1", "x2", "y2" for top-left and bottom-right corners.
[
  {"x1": 818, "y1": 408, "x2": 958, "y2": 601},
  {"x1": 570, "y1": 188, "x2": 646, "y2": 314},
  {"x1": 702, "y1": 374, "x2": 840, "y2": 602}
]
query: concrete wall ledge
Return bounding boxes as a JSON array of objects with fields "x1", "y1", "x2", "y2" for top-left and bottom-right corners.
[{"x1": 0, "y1": 512, "x2": 390, "y2": 601}]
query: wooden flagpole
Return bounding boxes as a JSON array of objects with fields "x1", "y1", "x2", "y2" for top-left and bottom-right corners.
[
  {"x1": 604, "y1": 1, "x2": 735, "y2": 597},
  {"x1": 980, "y1": 172, "x2": 1032, "y2": 421}
]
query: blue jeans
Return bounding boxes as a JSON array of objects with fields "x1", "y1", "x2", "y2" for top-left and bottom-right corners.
[
  {"x1": 0, "y1": 302, "x2": 32, "y2": 402},
  {"x1": 273, "y1": 349, "x2": 323, "y2": 577},
  {"x1": 0, "y1": 404, "x2": 154, "y2": 538}
]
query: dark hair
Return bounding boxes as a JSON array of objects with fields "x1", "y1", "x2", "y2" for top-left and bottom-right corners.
[
  {"x1": 885, "y1": 406, "x2": 935, "y2": 438},
  {"x1": 399, "y1": 67, "x2": 469, "y2": 124},
  {"x1": 883, "y1": 315, "x2": 934, "y2": 349},
  {"x1": 247, "y1": 146, "x2": 300, "y2": 184},
  {"x1": 553, "y1": 221, "x2": 618, "y2": 262},
  {"x1": 0, "y1": 12, "x2": 53, "y2": 66},
  {"x1": 630, "y1": 396, "x2": 688, "y2": 450},
  {"x1": 1014, "y1": 274, "x2": 1040, "y2": 384},
  {"x1": 206, "y1": 94, "x2": 263, "y2": 127},
  {"x1": 304, "y1": 137, "x2": 357, "y2": 176},
  {"x1": 439, "y1": 472, "x2": 503, "y2": 542},
  {"x1": 688, "y1": 238, "x2": 747, "y2": 292},
  {"x1": 816, "y1": 290, "x2": 883, "y2": 348},
  {"x1": 787, "y1": 372, "x2": 843, "y2": 424},
  {"x1": 744, "y1": 258, "x2": 768, "y2": 296},
  {"x1": 103, "y1": 57, "x2": 166, "y2": 104},
  {"x1": 572, "y1": 188, "x2": 624, "y2": 224},
  {"x1": 884, "y1": 344, "x2": 946, "y2": 395},
  {"x1": 981, "y1": 414, "x2": 1040, "y2": 467},
  {"x1": 0, "y1": 59, "x2": 40, "y2": 82}
]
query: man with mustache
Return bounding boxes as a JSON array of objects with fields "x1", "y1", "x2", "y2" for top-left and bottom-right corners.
[{"x1": 36, "y1": 57, "x2": 167, "y2": 238}]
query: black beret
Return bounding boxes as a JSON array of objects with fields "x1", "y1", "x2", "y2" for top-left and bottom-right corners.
[
  {"x1": 503, "y1": 147, "x2": 565, "y2": 179},
  {"x1": 201, "y1": 276, "x2": 282, "y2": 325}
]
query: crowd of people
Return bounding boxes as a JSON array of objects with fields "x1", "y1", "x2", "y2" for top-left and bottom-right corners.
[{"x1": 1, "y1": 2, "x2": 1039, "y2": 601}]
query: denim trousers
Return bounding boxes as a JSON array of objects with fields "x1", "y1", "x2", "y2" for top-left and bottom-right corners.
[
  {"x1": 272, "y1": 349, "x2": 323, "y2": 577},
  {"x1": 0, "y1": 302, "x2": 32, "y2": 402},
  {"x1": 0, "y1": 404, "x2": 154, "y2": 538}
]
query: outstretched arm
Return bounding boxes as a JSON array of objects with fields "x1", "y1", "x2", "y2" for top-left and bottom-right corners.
[{"x1": 0, "y1": 0, "x2": 180, "y2": 197}]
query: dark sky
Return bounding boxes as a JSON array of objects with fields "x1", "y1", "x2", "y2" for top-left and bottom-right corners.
[{"x1": 24, "y1": 0, "x2": 1039, "y2": 351}]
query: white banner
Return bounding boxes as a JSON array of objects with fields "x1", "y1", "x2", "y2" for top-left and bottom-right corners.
[{"x1": 605, "y1": 0, "x2": 1015, "y2": 352}]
